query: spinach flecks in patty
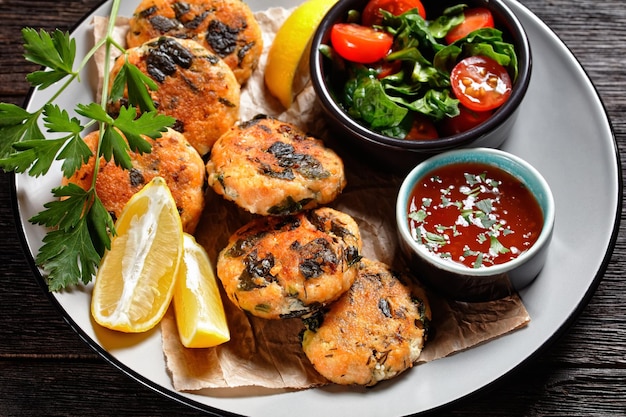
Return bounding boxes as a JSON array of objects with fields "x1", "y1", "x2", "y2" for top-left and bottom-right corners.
[
  {"x1": 267, "y1": 196, "x2": 313, "y2": 216},
  {"x1": 172, "y1": 1, "x2": 191, "y2": 19},
  {"x1": 265, "y1": 141, "x2": 329, "y2": 180},
  {"x1": 298, "y1": 238, "x2": 339, "y2": 279},
  {"x1": 206, "y1": 20, "x2": 242, "y2": 57},
  {"x1": 146, "y1": 37, "x2": 194, "y2": 83},
  {"x1": 225, "y1": 231, "x2": 267, "y2": 258},
  {"x1": 238, "y1": 249, "x2": 276, "y2": 291},
  {"x1": 128, "y1": 168, "x2": 145, "y2": 187},
  {"x1": 139, "y1": 5, "x2": 158, "y2": 18},
  {"x1": 149, "y1": 15, "x2": 180, "y2": 33}
]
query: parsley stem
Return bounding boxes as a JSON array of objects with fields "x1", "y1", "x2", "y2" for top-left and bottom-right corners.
[
  {"x1": 91, "y1": 0, "x2": 122, "y2": 192},
  {"x1": 4, "y1": 0, "x2": 173, "y2": 289}
]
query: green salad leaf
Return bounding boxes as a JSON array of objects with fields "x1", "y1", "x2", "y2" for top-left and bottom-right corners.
[{"x1": 323, "y1": 5, "x2": 519, "y2": 138}]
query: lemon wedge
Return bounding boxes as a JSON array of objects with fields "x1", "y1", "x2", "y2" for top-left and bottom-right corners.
[
  {"x1": 173, "y1": 233, "x2": 230, "y2": 348},
  {"x1": 91, "y1": 177, "x2": 183, "y2": 333},
  {"x1": 264, "y1": 0, "x2": 339, "y2": 108}
]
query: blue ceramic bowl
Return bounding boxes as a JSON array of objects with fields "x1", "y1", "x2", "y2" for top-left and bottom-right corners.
[
  {"x1": 396, "y1": 148, "x2": 555, "y2": 301},
  {"x1": 310, "y1": 0, "x2": 532, "y2": 173}
]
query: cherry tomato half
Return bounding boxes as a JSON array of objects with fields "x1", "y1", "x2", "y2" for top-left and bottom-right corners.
[
  {"x1": 405, "y1": 114, "x2": 439, "y2": 140},
  {"x1": 440, "y1": 105, "x2": 493, "y2": 135},
  {"x1": 362, "y1": 0, "x2": 426, "y2": 27},
  {"x1": 330, "y1": 23, "x2": 394, "y2": 64},
  {"x1": 375, "y1": 60, "x2": 402, "y2": 79},
  {"x1": 450, "y1": 55, "x2": 512, "y2": 112},
  {"x1": 445, "y1": 7, "x2": 495, "y2": 44}
]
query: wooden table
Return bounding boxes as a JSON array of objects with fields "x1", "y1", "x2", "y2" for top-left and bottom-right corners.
[{"x1": 1, "y1": 0, "x2": 624, "y2": 415}]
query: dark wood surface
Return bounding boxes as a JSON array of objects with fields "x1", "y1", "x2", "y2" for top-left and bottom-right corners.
[{"x1": 1, "y1": 0, "x2": 624, "y2": 416}]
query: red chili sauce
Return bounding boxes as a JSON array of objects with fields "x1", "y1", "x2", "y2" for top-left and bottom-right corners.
[{"x1": 407, "y1": 162, "x2": 544, "y2": 269}]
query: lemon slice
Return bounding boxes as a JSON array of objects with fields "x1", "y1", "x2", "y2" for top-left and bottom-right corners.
[
  {"x1": 173, "y1": 233, "x2": 230, "y2": 348},
  {"x1": 264, "y1": 0, "x2": 339, "y2": 108},
  {"x1": 91, "y1": 177, "x2": 183, "y2": 333}
]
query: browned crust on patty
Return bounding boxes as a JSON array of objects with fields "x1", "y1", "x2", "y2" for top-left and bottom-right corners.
[
  {"x1": 216, "y1": 207, "x2": 362, "y2": 320},
  {"x1": 108, "y1": 36, "x2": 240, "y2": 156},
  {"x1": 126, "y1": 0, "x2": 263, "y2": 85},
  {"x1": 301, "y1": 258, "x2": 431, "y2": 386},
  {"x1": 63, "y1": 128, "x2": 205, "y2": 234},
  {"x1": 206, "y1": 115, "x2": 347, "y2": 216}
]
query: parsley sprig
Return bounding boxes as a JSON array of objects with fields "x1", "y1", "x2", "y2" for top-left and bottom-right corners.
[{"x1": 0, "y1": 0, "x2": 175, "y2": 291}]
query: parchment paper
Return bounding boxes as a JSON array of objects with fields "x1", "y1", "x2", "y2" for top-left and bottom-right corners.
[{"x1": 93, "y1": 7, "x2": 530, "y2": 392}]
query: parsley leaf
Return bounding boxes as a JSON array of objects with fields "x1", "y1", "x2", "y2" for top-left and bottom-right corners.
[
  {"x1": 22, "y1": 28, "x2": 77, "y2": 89},
  {"x1": 0, "y1": 104, "x2": 44, "y2": 167},
  {"x1": 490, "y1": 235, "x2": 510, "y2": 255},
  {"x1": 10, "y1": 138, "x2": 66, "y2": 176},
  {"x1": 124, "y1": 61, "x2": 160, "y2": 112},
  {"x1": 113, "y1": 105, "x2": 174, "y2": 153},
  {"x1": 31, "y1": 185, "x2": 113, "y2": 290},
  {"x1": 1, "y1": 0, "x2": 174, "y2": 291},
  {"x1": 36, "y1": 219, "x2": 101, "y2": 291},
  {"x1": 409, "y1": 209, "x2": 428, "y2": 222}
]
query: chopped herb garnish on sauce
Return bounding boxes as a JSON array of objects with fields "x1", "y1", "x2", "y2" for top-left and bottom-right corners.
[{"x1": 407, "y1": 163, "x2": 543, "y2": 268}]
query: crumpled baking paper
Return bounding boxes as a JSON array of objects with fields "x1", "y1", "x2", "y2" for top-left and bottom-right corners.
[{"x1": 92, "y1": 7, "x2": 530, "y2": 392}]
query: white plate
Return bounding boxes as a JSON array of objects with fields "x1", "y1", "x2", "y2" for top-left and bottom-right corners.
[{"x1": 13, "y1": 0, "x2": 620, "y2": 416}]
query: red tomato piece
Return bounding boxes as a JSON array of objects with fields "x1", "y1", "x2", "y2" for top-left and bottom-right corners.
[
  {"x1": 445, "y1": 7, "x2": 495, "y2": 44},
  {"x1": 375, "y1": 60, "x2": 402, "y2": 79},
  {"x1": 330, "y1": 23, "x2": 394, "y2": 64},
  {"x1": 450, "y1": 56, "x2": 512, "y2": 112},
  {"x1": 405, "y1": 114, "x2": 439, "y2": 140},
  {"x1": 441, "y1": 105, "x2": 493, "y2": 135},
  {"x1": 362, "y1": 0, "x2": 426, "y2": 27}
]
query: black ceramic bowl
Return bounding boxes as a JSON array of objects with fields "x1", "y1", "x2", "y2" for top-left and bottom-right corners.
[{"x1": 310, "y1": 0, "x2": 532, "y2": 172}]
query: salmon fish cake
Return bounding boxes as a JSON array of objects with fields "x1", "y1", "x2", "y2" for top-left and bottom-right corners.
[
  {"x1": 64, "y1": 129, "x2": 205, "y2": 234},
  {"x1": 207, "y1": 116, "x2": 346, "y2": 216},
  {"x1": 302, "y1": 258, "x2": 431, "y2": 386},
  {"x1": 216, "y1": 207, "x2": 362, "y2": 320},
  {"x1": 126, "y1": 0, "x2": 263, "y2": 85},
  {"x1": 108, "y1": 36, "x2": 240, "y2": 156}
]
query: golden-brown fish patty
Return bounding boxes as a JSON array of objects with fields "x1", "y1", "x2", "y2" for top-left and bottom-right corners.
[
  {"x1": 216, "y1": 207, "x2": 362, "y2": 320},
  {"x1": 64, "y1": 129, "x2": 205, "y2": 234},
  {"x1": 207, "y1": 116, "x2": 347, "y2": 216},
  {"x1": 108, "y1": 36, "x2": 240, "y2": 156},
  {"x1": 301, "y1": 258, "x2": 431, "y2": 386},
  {"x1": 126, "y1": 0, "x2": 263, "y2": 85}
]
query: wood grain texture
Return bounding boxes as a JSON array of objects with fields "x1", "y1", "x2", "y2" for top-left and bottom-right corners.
[{"x1": 1, "y1": 0, "x2": 625, "y2": 416}]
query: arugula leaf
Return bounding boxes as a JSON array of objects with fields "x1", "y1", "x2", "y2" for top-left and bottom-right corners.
[
  {"x1": 428, "y1": 6, "x2": 466, "y2": 38},
  {"x1": 405, "y1": 89, "x2": 459, "y2": 120}
]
